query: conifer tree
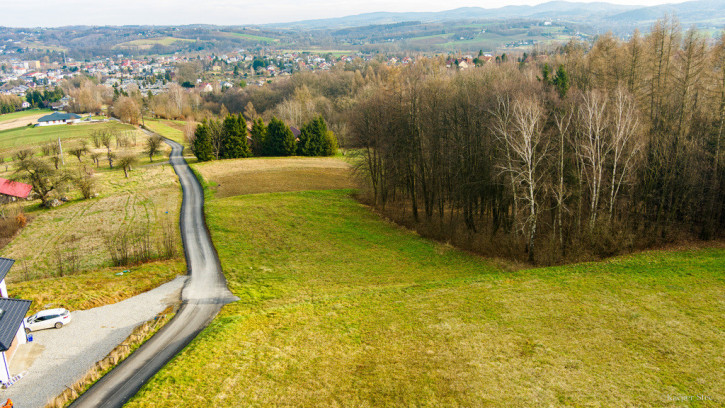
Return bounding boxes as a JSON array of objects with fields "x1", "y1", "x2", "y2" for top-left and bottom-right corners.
[
  {"x1": 220, "y1": 114, "x2": 250, "y2": 159},
  {"x1": 553, "y1": 65, "x2": 570, "y2": 98},
  {"x1": 193, "y1": 122, "x2": 214, "y2": 162},
  {"x1": 264, "y1": 117, "x2": 296, "y2": 156},
  {"x1": 251, "y1": 118, "x2": 267, "y2": 156}
]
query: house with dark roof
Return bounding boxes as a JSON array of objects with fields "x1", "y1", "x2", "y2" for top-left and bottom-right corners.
[
  {"x1": 0, "y1": 258, "x2": 32, "y2": 385},
  {"x1": 0, "y1": 298, "x2": 31, "y2": 385},
  {"x1": 37, "y1": 112, "x2": 81, "y2": 127},
  {"x1": 0, "y1": 258, "x2": 14, "y2": 299},
  {"x1": 0, "y1": 178, "x2": 32, "y2": 205}
]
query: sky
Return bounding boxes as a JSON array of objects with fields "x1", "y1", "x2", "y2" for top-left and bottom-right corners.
[{"x1": 0, "y1": 0, "x2": 687, "y2": 27}]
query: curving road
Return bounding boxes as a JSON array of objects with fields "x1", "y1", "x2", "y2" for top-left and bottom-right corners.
[{"x1": 70, "y1": 136, "x2": 237, "y2": 408}]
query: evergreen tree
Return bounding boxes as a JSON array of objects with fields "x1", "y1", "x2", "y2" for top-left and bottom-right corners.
[
  {"x1": 264, "y1": 117, "x2": 296, "y2": 156},
  {"x1": 541, "y1": 63, "x2": 552, "y2": 84},
  {"x1": 220, "y1": 114, "x2": 250, "y2": 159},
  {"x1": 193, "y1": 122, "x2": 214, "y2": 161},
  {"x1": 553, "y1": 64, "x2": 570, "y2": 98},
  {"x1": 297, "y1": 116, "x2": 337, "y2": 156},
  {"x1": 251, "y1": 118, "x2": 267, "y2": 156}
]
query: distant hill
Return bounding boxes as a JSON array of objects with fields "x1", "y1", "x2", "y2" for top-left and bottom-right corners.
[
  {"x1": 267, "y1": 0, "x2": 725, "y2": 30},
  {"x1": 606, "y1": 0, "x2": 725, "y2": 25}
]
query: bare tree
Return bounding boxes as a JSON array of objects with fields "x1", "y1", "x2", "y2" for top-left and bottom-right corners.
[
  {"x1": 116, "y1": 154, "x2": 137, "y2": 178},
  {"x1": 145, "y1": 134, "x2": 164, "y2": 162},
  {"x1": 491, "y1": 95, "x2": 519, "y2": 230},
  {"x1": 499, "y1": 95, "x2": 548, "y2": 261},
  {"x1": 113, "y1": 96, "x2": 141, "y2": 125},
  {"x1": 577, "y1": 89, "x2": 610, "y2": 230},
  {"x1": 14, "y1": 156, "x2": 69, "y2": 207},
  {"x1": 608, "y1": 87, "x2": 642, "y2": 221},
  {"x1": 554, "y1": 106, "x2": 573, "y2": 246},
  {"x1": 69, "y1": 145, "x2": 89, "y2": 162},
  {"x1": 89, "y1": 152, "x2": 102, "y2": 168}
]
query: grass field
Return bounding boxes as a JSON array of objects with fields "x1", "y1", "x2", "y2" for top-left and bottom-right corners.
[
  {"x1": 0, "y1": 109, "x2": 53, "y2": 123},
  {"x1": 219, "y1": 32, "x2": 279, "y2": 43},
  {"x1": 193, "y1": 157, "x2": 354, "y2": 197},
  {"x1": 0, "y1": 121, "x2": 134, "y2": 152},
  {"x1": 143, "y1": 118, "x2": 189, "y2": 146},
  {"x1": 125, "y1": 162, "x2": 724, "y2": 407},
  {"x1": 0, "y1": 124, "x2": 182, "y2": 281},
  {"x1": 11, "y1": 259, "x2": 184, "y2": 314},
  {"x1": 114, "y1": 37, "x2": 195, "y2": 49}
]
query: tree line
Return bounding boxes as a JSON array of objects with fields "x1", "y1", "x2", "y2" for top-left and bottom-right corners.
[
  {"x1": 190, "y1": 114, "x2": 337, "y2": 161},
  {"x1": 350, "y1": 19, "x2": 725, "y2": 264}
]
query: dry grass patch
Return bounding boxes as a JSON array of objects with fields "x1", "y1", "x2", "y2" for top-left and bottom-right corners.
[
  {"x1": 194, "y1": 157, "x2": 354, "y2": 197},
  {"x1": 0, "y1": 111, "x2": 53, "y2": 131}
]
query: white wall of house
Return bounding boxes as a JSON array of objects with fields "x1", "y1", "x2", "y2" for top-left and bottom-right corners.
[
  {"x1": 37, "y1": 118, "x2": 81, "y2": 127},
  {"x1": 0, "y1": 352, "x2": 9, "y2": 384},
  {"x1": 0, "y1": 280, "x2": 6, "y2": 298},
  {"x1": 15, "y1": 325, "x2": 27, "y2": 347}
]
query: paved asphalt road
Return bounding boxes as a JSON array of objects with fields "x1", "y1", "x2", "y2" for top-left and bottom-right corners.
[{"x1": 70, "y1": 136, "x2": 237, "y2": 408}]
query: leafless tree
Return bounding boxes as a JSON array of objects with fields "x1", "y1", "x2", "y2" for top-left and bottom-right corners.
[
  {"x1": 500, "y1": 95, "x2": 548, "y2": 261},
  {"x1": 576, "y1": 89, "x2": 610, "y2": 230},
  {"x1": 608, "y1": 87, "x2": 643, "y2": 221}
]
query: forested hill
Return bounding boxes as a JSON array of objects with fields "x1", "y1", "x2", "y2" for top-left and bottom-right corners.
[{"x1": 266, "y1": 0, "x2": 725, "y2": 30}]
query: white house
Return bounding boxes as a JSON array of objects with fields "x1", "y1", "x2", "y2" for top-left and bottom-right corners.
[
  {"x1": 37, "y1": 112, "x2": 81, "y2": 126},
  {"x1": 0, "y1": 258, "x2": 32, "y2": 385}
]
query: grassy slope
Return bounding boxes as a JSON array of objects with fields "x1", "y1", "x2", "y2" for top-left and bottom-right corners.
[
  {"x1": 128, "y1": 189, "x2": 725, "y2": 408},
  {"x1": 114, "y1": 37, "x2": 194, "y2": 48},
  {"x1": 12, "y1": 259, "x2": 184, "y2": 314},
  {"x1": 143, "y1": 118, "x2": 187, "y2": 146},
  {"x1": 0, "y1": 109, "x2": 53, "y2": 123},
  {"x1": 1, "y1": 125, "x2": 183, "y2": 286},
  {"x1": 194, "y1": 157, "x2": 353, "y2": 197},
  {"x1": 221, "y1": 32, "x2": 278, "y2": 43},
  {"x1": 0, "y1": 121, "x2": 134, "y2": 150}
]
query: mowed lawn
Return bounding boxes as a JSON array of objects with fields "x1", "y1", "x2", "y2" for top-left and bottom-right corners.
[{"x1": 128, "y1": 187, "x2": 725, "y2": 407}]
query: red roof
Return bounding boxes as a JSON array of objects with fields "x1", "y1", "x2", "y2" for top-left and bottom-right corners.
[{"x1": 0, "y1": 178, "x2": 32, "y2": 198}]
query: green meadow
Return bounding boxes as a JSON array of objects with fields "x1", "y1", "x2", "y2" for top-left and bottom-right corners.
[{"x1": 127, "y1": 187, "x2": 725, "y2": 407}]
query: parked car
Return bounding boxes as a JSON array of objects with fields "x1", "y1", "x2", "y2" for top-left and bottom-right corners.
[{"x1": 24, "y1": 308, "x2": 72, "y2": 333}]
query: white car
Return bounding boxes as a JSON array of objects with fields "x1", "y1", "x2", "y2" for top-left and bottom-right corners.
[{"x1": 24, "y1": 308, "x2": 72, "y2": 333}]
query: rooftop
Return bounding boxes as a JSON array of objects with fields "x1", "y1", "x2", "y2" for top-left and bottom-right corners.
[
  {"x1": 37, "y1": 112, "x2": 81, "y2": 123},
  {"x1": 0, "y1": 178, "x2": 32, "y2": 199},
  {"x1": 0, "y1": 258, "x2": 14, "y2": 283},
  {"x1": 0, "y1": 298, "x2": 31, "y2": 352}
]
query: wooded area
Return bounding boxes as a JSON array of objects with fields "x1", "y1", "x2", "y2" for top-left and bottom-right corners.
[{"x1": 350, "y1": 19, "x2": 725, "y2": 263}]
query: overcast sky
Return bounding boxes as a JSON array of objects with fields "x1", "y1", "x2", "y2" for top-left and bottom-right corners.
[{"x1": 0, "y1": 0, "x2": 685, "y2": 27}]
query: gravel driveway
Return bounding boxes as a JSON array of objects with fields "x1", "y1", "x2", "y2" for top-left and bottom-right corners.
[{"x1": 0, "y1": 275, "x2": 187, "y2": 408}]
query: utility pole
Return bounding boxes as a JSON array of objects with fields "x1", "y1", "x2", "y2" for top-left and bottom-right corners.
[{"x1": 58, "y1": 137, "x2": 64, "y2": 166}]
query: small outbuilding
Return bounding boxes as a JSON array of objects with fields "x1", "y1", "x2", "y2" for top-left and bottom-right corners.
[
  {"x1": 37, "y1": 112, "x2": 81, "y2": 126},
  {"x1": 0, "y1": 178, "x2": 32, "y2": 205}
]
